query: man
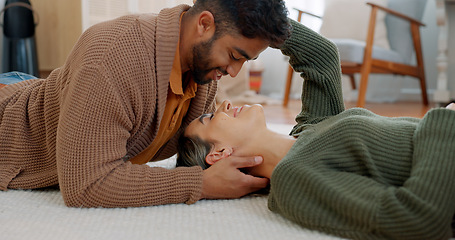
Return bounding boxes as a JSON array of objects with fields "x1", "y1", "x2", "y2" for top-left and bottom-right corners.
[{"x1": 0, "y1": 0, "x2": 291, "y2": 207}]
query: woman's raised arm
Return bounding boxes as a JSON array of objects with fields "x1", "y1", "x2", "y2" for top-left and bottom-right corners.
[{"x1": 278, "y1": 20, "x2": 345, "y2": 134}]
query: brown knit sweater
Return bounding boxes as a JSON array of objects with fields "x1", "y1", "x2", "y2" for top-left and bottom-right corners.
[{"x1": 0, "y1": 5, "x2": 218, "y2": 207}]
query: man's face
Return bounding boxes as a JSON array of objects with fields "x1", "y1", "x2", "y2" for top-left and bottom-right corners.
[
  {"x1": 191, "y1": 36, "x2": 217, "y2": 85},
  {"x1": 189, "y1": 33, "x2": 269, "y2": 85}
]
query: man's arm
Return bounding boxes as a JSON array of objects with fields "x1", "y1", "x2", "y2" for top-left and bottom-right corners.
[
  {"x1": 56, "y1": 16, "x2": 204, "y2": 208},
  {"x1": 57, "y1": 66, "x2": 205, "y2": 207}
]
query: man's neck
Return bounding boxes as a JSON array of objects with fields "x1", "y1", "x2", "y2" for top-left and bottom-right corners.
[{"x1": 182, "y1": 72, "x2": 192, "y2": 90}]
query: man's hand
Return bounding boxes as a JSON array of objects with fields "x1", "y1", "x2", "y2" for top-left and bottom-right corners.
[
  {"x1": 200, "y1": 156, "x2": 269, "y2": 200},
  {"x1": 446, "y1": 103, "x2": 455, "y2": 111}
]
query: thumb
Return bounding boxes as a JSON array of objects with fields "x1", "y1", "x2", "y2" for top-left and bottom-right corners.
[{"x1": 231, "y1": 156, "x2": 264, "y2": 168}]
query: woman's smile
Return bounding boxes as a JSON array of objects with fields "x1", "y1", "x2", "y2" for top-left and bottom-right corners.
[{"x1": 233, "y1": 106, "x2": 243, "y2": 117}]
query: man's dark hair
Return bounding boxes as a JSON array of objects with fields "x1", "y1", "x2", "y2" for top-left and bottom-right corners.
[{"x1": 188, "y1": 0, "x2": 291, "y2": 47}]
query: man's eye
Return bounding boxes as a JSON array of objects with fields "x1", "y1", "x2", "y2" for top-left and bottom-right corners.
[{"x1": 231, "y1": 54, "x2": 240, "y2": 61}]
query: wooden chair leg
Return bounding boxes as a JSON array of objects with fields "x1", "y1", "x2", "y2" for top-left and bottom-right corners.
[
  {"x1": 419, "y1": 76, "x2": 429, "y2": 106},
  {"x1": 357, "y1": 53, "x2": 373, "y2": 108},
  {"x1": 357, "y1": 7, "x2": 377, "y2": 108},
  {"x1": 411, "y1": 24, "x2": 429, "y2": 106},
  {"x1": 283, "y1": 65, "x2": 294, "y2": 107},
  {"x1": 357, "y1": 73, "x2": 370, "y2": 108},
  {"x1": 348, "y1": 74, "x2": 356, "y2": 89}
]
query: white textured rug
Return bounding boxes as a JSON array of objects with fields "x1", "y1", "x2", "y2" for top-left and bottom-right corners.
[{"x1": 0, "y1": 123, "x2": 343, "y2": 240}]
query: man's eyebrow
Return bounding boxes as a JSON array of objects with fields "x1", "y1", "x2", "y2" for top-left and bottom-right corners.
[{"x1": 234, "y1": 47, "x2": 258, "y2": 60}]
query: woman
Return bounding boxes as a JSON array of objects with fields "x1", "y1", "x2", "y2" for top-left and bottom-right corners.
[{"x1": 177, "y1": 20, "x2": 455, "y2": 240}]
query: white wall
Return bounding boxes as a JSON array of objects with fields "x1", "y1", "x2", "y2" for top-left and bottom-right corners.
[
  {"x1": 259, "y1": 0, "x2": 442, "y2": 103},
  {"x1": 82, "y1": 0, "x2": 193, "y2": 31},
  {"x1": 146, "y1": 0, "x2": 193, "y2": 13},
  {"x1": 448, "y1": 3, "x2": 455, "y2": 99}
]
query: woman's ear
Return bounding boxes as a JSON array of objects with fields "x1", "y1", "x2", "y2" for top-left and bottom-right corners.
[{"x1": 205, "y1": 147, "x2": 233, "y2": 165}]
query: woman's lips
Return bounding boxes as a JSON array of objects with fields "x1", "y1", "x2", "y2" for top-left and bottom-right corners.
[{"x1": 234, "y1": 106, "x2": 243, "y2": 117}]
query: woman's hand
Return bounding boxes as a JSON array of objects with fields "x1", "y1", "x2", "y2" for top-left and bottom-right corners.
[{"x1": 200, "y1": 156, "x2": 269, "y2": 200}]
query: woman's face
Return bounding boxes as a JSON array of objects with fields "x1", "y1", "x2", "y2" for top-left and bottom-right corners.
[{"x1": 184, "y1": 100, "x2": 267, "y2": 150}]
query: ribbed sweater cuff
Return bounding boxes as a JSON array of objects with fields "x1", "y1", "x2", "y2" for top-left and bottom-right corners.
[{"x1": 179, "y1": 166, "x2": 204, "y2": 205}]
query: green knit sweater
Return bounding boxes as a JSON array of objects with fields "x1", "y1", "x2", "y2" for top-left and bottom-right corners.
[{"x1": 268, "y1": 20, "x2": 455, "y2": 240}]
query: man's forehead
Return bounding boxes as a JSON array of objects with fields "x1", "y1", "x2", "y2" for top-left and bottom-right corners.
[{"x1": 230, "y1": 44, "x2": 264, "y2": 62}]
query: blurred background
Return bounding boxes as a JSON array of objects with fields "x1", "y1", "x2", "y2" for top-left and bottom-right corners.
[{"x1": 0, "y1": 0, "x2": 453, "y2": 106}]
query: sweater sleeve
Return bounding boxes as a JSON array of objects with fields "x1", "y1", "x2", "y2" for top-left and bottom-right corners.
[
  {"x1": 374, "y1": 108, "x2": 455, "y2": 239},
  {"x1": 269, "y1": 109, "x2": 455, "y2": 239},
  {"x1": 56, "y1": 15, "x2": 203, "y2": 208},
  {"x1": 279, "y1": 19, "x2": 345, "y2": 135}
]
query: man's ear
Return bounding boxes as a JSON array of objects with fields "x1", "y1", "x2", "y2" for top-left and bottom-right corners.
[
  {"x1": 205, "y1": 147, "x2": 233, "y2": 165},
  {"x1": 197, "y1": 11, "x2": 215, "y2": 37}
]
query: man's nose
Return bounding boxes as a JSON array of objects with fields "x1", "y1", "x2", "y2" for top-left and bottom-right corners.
[{"x1": 226, "y1": 61, "x2": 245, "y2": 78}]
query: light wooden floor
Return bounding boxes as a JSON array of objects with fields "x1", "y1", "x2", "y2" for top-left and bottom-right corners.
[{"x1": 262, "y1": 99, "x2": 436, "y2": 125}]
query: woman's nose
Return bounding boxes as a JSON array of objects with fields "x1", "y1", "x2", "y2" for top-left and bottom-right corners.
[{"x1": 218, "y1": 100, "x2": 232, "y2": 113}]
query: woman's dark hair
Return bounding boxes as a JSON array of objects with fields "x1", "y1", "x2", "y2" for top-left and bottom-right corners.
[
  {"x1": 177, "y1": 134, "x2": 213, "y2": 169},
  {"x1": 187, "y1": 0, "x2": 291, "y2": 47}
]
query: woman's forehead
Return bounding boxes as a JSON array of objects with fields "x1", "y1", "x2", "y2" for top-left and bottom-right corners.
[{"x1": 185, "y1": 117, "x2": 204, "y2": 137}]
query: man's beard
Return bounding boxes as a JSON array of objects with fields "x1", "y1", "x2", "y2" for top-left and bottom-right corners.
[{"x1": 190, "y1": 37, "x2": 218, "y2": 85}]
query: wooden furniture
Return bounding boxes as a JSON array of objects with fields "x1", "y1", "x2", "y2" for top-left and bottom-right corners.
[
  {"x1": 283, "y1": 1, "x2": 429, "y2": 108},
  {"x1": 345, "y1": 2, "x2": 428, "y2": 107},
  {"x1": 30, "y1": 0, "x2": 82, "y2": 71}
]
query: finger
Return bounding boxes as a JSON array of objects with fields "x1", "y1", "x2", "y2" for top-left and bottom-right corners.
[
  {"x1": 243, "y1": 174, "x2": 269, "y2": 188},
  {"x1": 229, "y1": 156, "x2": 264, "y2": 168}
]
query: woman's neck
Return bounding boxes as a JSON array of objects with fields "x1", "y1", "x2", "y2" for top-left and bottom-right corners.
[{"x1": 239, "y1": 130, "x2": 296, "y2": 179}]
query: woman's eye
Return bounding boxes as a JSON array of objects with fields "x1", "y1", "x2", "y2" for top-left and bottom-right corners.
[{"x1": 209, "y1": 113, "x2": 214, "y2": 120}]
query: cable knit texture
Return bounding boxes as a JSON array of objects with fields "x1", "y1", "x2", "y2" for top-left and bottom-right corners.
[
  {"x1": 0, "y1": 4, "x2": 218, "y2": 207},
  {"x1": 268, "y1": 20, "x2": 455, "y2": 240}
]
